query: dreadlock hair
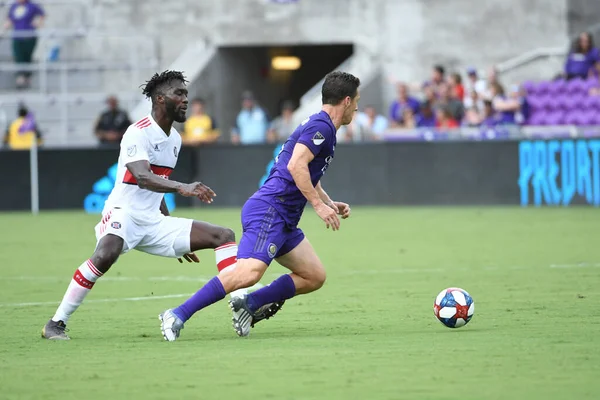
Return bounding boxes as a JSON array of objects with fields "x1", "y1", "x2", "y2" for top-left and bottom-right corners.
[{"x1": 140, "y1": 70, "x2": 188, "y2": 102}]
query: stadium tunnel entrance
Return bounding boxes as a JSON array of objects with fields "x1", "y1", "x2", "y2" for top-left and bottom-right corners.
[{"x1": 186, "y1": 44, "x2": 354, "y2": 141}]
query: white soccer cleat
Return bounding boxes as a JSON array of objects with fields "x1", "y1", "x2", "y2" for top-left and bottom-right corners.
[
  {"x1": 159, "y1": 309, "x2": 184, "y2": 342},
  {"x1": 229, "y1": 296, "x2": 253, "y2": 337}
]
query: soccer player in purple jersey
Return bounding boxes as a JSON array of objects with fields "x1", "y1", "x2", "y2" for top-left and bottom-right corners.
[{"x1": 159, "y1": 71, "x2": 360, "y2": 340}]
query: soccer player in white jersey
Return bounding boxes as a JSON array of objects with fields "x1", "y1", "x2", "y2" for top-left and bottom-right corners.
[{"x1": 41, "y1": 70, "x2": 263, "y2": 340}]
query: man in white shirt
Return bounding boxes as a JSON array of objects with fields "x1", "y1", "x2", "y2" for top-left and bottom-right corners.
[{"x1": 41, "y1": 71, "x2": 258, "y2": 340}]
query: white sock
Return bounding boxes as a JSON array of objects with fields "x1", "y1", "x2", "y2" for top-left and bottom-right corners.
[
  {"x1": 52, "y1": 259, "x2": 103, "y2": 323},
  {"x1": 215, "y1": 242, "x2": 248, "y2": 298}
]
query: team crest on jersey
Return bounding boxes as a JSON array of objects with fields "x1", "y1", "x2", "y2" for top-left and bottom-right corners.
[
  {"x1": 173, "y1": 146, "x2": 178, "y2": 157},
  {"x1": 127, "y1": 145, "x2": 136, "y2": 157},
  {"x1": 312, "y1": 132, "x2": 325, "y2": 145},
  {"x1": 111, "y1": 221, "x2": 121, "y2": 229},
  {"x1": 267, "y1": 243, "x2": 278, "y2": 258}
]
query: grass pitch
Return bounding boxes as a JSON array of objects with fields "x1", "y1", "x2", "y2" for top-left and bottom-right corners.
[{"x1": 0, "y1": 207, "x2": 599, "y2": 400}]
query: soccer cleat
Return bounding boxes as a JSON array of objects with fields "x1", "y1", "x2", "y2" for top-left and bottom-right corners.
[
  {"x1": 229, "y1": 296, "x2": 253, "y2": 337},
  {"x1": 41, "y1": 319, "x2": 70, "y2": 340},
  {"x1": 251, "y1": 300, "x2": 285, "y2": 328},
  {"x1": 159, "y1": 309, "x2": 184, "y2": 342}
]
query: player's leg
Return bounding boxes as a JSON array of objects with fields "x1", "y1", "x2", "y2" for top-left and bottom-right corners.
[
  {"x1": 159, "y1": 200, "x2": 281, "y2": 340},
  {"x1": 42, "y1": 209, "x2": 135, "y2": 340},
  {"x1": 243, "y1": 235, "x2": 325, "y2": 312},
  {"x1": 42, "y1": 234, "x2": 124, "y2": 340},
  {"x1": 188, "y1": 221, "x2": 248, "y2": 298}
]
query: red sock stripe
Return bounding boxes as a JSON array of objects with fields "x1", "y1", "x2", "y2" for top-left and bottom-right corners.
[
  {"x1": 86, "y1": 259, "x2": 103, "y2": 277},
  {"x1": 217, "y1": 255, "x2": 237, "y2": 272},
  {"x1": 215, "y1": 242, "x2": 237, "y2": 251},
  {"x1": 73, "y1": 269, "x2": 95, "y2": 289}
]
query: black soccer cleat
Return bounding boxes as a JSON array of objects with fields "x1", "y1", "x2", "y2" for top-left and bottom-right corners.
[{"x1": 251, "y1": 300, "x2": 285, "y2": 328}]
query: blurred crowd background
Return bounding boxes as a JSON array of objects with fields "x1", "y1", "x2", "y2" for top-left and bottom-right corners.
[{"x1": 1, "y1": 0, "x2": 599, "y2": 150}]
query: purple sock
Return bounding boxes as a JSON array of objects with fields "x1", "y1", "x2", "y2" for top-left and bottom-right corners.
[
  {"x1": 173, "y1": 276, "x2": 226, "y2": 322},
  {"x1": 246, "y1": 274, "x2": 296, "y2": 312}
]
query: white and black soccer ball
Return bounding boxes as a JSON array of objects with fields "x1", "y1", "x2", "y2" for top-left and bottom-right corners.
[{"x1": 433, "y1": 288, "x2": 474, "y2": 328}]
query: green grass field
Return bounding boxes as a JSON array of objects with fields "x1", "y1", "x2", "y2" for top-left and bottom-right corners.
[{"x1": 0, "y1": 207, "x2": 599, "y2": 400}]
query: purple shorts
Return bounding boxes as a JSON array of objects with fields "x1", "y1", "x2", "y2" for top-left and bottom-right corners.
[{"x1": 237, "y1": 198, "x2": 305, "y2": 266}]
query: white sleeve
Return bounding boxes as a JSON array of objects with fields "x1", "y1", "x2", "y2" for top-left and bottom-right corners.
[{"x1": 120, "y1": 127, "x2": 150, "y2": 164}]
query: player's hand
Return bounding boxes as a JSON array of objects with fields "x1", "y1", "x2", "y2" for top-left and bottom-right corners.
[
  {"x1": 178, "y1": 252, "x2": 199, "y2": 263},
  {"x1": 314, "y1": 202, "x2": 340, "y2": 231},
  {"x1": 333, "y1": 201, "x2": 351, "y2": 219},
  {"x1": 178, "y1": 182, "x2": 216, "y2": 203}
]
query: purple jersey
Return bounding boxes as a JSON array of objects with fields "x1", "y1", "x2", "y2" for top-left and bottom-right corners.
[{"x1": 251, "y1": 110, "x2": 336, "y2": 227}]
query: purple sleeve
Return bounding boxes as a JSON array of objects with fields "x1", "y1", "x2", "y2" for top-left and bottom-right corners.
[
  {"x1": 7, "y1": 4, "x2": 16, "y2": 22},
  {"x1": 296, "y1": 121, "x2": 332, "y2": 156},
  {"x1": 33, "y1": 3, "x2": 45, "y2": 17}
]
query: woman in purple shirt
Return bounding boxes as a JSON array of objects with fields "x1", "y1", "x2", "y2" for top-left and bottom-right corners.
[
  {"x1": 3, "y1": 0, "x2": 45, "y2": 89},
  {"x1": 564, "y1": 32, "x2": 599, "y2": 80}
]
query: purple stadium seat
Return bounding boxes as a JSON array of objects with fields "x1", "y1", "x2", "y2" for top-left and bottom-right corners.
[
  {"x1": 522, "y1": 81, "x2": 536, "y2": 95},
  {"x1": 564, "y1": 93, "x2": 585, "y2": 110},
  {"x1": 527, "y1": 94, "x2": 546, "y2": 111},
  {"x1": 584, "y1": 95, "x2": 600, "y2": 111},
  {"x1": 566, "y1": 78, "x2": 586, "y2": 95},
  {"x1": 548, "y1": 79, "x2": 567, "y2": 96},
  {"x1": 546, "y1": 111, "x2": 566, "y2": 125},
  {"x1": 528, "y1": 111, "x2": 547, "y2": 125},
  {"x1": 536, "y1": 81, "x2": 551, "y2": 95},
  {"x1": 545, "y1": 95, "x2": 561, "y2": 111},
  {"x1": 581, "y1": 110, "x2": 597, "y2": 126},
  {"x1": 555, "y1": 94, "x2": 571, "y2": 111},
  {"x1": 585, "y1": 77, "x2": 599, "y2": 92}
]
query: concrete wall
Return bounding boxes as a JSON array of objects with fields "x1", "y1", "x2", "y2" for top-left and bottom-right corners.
[{"x1": 90, "y1": 0, "x2": 569, "y2": 100}]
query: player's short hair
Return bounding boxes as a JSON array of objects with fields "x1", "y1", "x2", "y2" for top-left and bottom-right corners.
[
  {"x1": 140, "y1": 70, "x2": 188, "y2": 102},
  {"x1": 321, "y1": 71, "x2": 360, "y2": 106}
]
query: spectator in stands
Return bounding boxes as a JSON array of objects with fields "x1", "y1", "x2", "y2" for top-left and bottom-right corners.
[
  {"x1": 423, "y1": 84, "x2": 436, "y2": 104},
  {"x1": 564, "y1": 32, "x2": 600, "y2": 80},
  {"x1": 428, "y1": 64, "x2": 446, "y2": 95},
  {"x1": 481, "y1": 100, "x2": 500, "y2": 127},
  {"x1": 267, "y1": 100, "x2": 295, "y2": 143},
  {"x1": 489, "y1": 82, "x2": 518, "y2": 125},
  {"x1": 415, "y1": 101, "x2": 436, "y2": 127},
  {"x1": 448, "y1": 73, "x2": 465, "y2": 100},
  {"x1": 2, "y1": 103, "x2": 42, "y2": 150},
  {"x1": 3, "y1": 0, "x2": 45, "y2": 89},
  {"x1": 352, "y1": 105, "x2": 389, "y2": 140},
  {"x1": 94, "y1": 96, "x2": 131, "y2": 147},
  {"x1": 182, "y1": 98, "x2": 219, "y2": 146},
  {"x1": 389, "y1": 83, "x2": 420, "y2": 127},
  {"x1": 437, "y1": 83, "x2": 464, "y2": 121},
  {"x1": 483, "y1": 66, "x2": 500, "y2": 100},
  {"x1": 462, "y1": 107, "x2": 482, "y2": 127},
  {"x1": 465, "y1": 67, "x2": 487, "y2": 98},
  {"x1": 510, "y1": 85, "x2": 530, "y2": 125},
  {"x1": 435, "y1": 106, "x2": 458, "y2": 130},
  {"x1": 232, "y1": 91, "x2": 268, "y2": 145},
  {"x1": 464, "y1": 86, "x2": 483, "y2": 111},
  {"x1": 400, "y1": 108, "x2": 416, "y2": 129}
]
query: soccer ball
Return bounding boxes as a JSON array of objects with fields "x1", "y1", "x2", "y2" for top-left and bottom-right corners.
[{"x1": 433, "y1": 287, "x2": 474, "y2": 328}]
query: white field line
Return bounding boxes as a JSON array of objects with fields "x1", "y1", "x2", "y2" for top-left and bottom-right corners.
[
  {"x1": 0, "y1": 276, "x2": 214, "y2": 282},
  {"x1": 550, "y1": 263, "x2": 600, "y2": 268},
  {"x1": 0, "y1": 282, "x2": 264, "y2": 308}
]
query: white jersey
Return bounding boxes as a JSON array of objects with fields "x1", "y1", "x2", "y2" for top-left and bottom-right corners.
[{"x1": 103, "y1": 115, "x2": 182, "y2": 225}]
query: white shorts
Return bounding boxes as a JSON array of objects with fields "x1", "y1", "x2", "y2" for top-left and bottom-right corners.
[{"x1": 94, "y1": 208, "x2": 193, "y2": 258}]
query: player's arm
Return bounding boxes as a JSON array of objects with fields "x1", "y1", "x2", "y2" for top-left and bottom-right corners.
[
  {"x1": 316, "y1": 181, "x2": 351, "y2": 220},
  {"x1": 126, "y1": 160, "x2": 215, "y2": 203},
  {"x1": 287, "y1": 144, "x2": 340, "y2": 230}
]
